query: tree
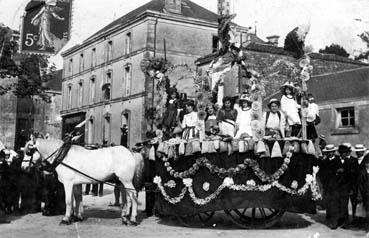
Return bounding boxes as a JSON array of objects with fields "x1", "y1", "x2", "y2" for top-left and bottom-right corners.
[
  {"x1": 0, "y1": 24, "x2": 55, "y2": 101},
  {"x1": 355, "y1": 31, "x2": 369, "y2": 61},
  {"x1": 319, "y1": 44, "x2": 350, "y2": 58}
]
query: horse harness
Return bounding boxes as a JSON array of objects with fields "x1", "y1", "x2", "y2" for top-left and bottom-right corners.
[{"x1": 26, "y1": 140, "x2": 140, "y2": 192}]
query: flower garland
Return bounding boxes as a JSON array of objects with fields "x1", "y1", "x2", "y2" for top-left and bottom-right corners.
[
  {"x1": 161, "y1": 148, "x2": 293, "y2": 183},
  {"x1": 154, "y1": 176, "x2": 187, "y2": 204},
  {"x1": 153, "y1": 166, "x2": 321, "y2": 205}
]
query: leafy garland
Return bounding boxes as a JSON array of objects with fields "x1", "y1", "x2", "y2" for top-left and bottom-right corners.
[
  {"x1": 162, "y1": 148, "x2": 294, "y2": 183},
  {"x1": 153, "y1": 166, "x2": 322, "y2": 206}
]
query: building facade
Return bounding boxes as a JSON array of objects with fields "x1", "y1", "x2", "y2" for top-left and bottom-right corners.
[
  {"x1": 60, "y1": 0, "x2": 250, "y2": 147},
  {"x1": 309, "y1": 67, "x2": 369, "y2": 146}
]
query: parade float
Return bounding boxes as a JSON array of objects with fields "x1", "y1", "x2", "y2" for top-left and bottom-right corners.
[{"x1": 141, "y1": 13, "x2": 321, "y2": 229}]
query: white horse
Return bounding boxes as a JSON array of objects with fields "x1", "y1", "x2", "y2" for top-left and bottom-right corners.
[{"x1": 22, "y1": 138, "x2": 145, "y2": 225}]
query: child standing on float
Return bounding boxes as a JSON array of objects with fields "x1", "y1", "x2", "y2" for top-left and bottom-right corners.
[
  {"x1": 181, "y1": 100, "x2": 200, "y2": 140},
  {"x1": 162, "y1": 88, "x2": 179, "y2": 137},
  {"x1": 280, "y1": 82, "x2": 301, "y2": 137},
  {"x1": 235, "y1": 94, "x2": 253, "y2": 138},
  {"x1": 216, "y1": 96, "x2": 238, "y2": 137}
]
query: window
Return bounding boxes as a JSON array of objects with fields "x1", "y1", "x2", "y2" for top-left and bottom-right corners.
[
  {"x1": 90, "y1": 76, "x2": 96, "y2": 103},
  {"x1": 103, "y1": 71, "x2": 112, "y2": 100},
  {"x1": 79, "y1": 53, "x2": 84, "y2": 72},
  {"x1": 106, "y1": 40, "x2": 113, "y2": 62},
  {"x1": 337, "y1": 107, "x2": 355, "y2": 128},
  {"x1": 212, "y1": 35, "x2": 219, "y2": 53},
  {"x1": 78, "y1": 81, "x2": 83, "y2": 106},
  {"x1": 124, "y1": 64, "x2": 131, "y2": 96},
  {"x1": 125, "y1": 32, "x2": 132, "y2": 55},
  {"x1": 67, "y1": 84, "x2": 72, "y2": 109},
  {"x1": 103, "y1": 114, "x2": 111, "y2": 145},
  {"x1": 91, "y1": 48, "x2": 96, "y2": 67},
  {"x1": 68, "y1": 58, "x2": 73, "y2": 75}
]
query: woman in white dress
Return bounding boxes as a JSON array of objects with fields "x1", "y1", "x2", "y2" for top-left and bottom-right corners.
[
  {"x1": 280, "y1": 82, "x2": 301, "y2": 137},
  {"x1": 181, "y1": 101, "x2": 200, "y2": 140},
  {"x1": 235, "y1": 94, "x2": 253, "y2": 138}
]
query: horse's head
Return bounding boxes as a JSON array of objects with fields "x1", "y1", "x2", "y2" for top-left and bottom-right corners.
[
  {"x1": 21, "y1": 138, "x2": 63, "y2": 171},
  {"x1": 21, "y1": 139, "x2": 42, "y2": 171}
]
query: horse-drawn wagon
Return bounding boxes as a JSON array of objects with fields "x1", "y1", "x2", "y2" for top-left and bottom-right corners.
[{"x1": 153, "y1": 137, "x2": 321, "y2": 228}]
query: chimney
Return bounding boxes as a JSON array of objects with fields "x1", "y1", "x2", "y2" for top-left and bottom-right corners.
[
  {"x1": 165, "y1": 0, "x2": 182, "y2": 14},
  {"x1": 218, "y1": 0, "x2": 230, "y2": 16},
  {"x1": 266, "y1": 35, "x2": 280, "y2": 46}
]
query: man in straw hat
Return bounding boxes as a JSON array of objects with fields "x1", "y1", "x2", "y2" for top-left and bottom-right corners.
[
  {"x1": 357, "y1": 149, "x2": 369, "y2": 230},
  {"x1": 350, "y1": 144, "x2": 368, "y2": 222},
  {"x1": 263, "y1": 98, "x2": 285, "y2": 139},
  {"x1": 319, "y1": 144, "x2": 353, "y2": 229}
]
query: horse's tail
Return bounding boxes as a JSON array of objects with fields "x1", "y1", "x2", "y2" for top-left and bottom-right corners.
[{"x1": 132, "y1": 152, "x2": 145, "y2": 191}]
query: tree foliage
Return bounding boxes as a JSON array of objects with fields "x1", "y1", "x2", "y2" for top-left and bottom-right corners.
[
  {"x1": 319, "y1": 43, "x2": 350, "y2": 58},
  {"x1": 0, "y1": 24, "x2": 55, "y2": 102},
  {"x1": 355, "y1": 31, "x2": 369, "y2": 61}
]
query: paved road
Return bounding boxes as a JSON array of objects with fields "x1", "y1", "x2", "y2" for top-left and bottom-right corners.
[{"x1": 1, "y1": 188, "x2": 368, "y2": 238}]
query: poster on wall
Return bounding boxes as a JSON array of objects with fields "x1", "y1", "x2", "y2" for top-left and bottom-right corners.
[{"x1": 20, "y1": 0, "x2": 73, "y2": 55}]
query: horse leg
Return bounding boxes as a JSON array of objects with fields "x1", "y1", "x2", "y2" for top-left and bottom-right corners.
[
  {"x1": 122, "y1": 182, "x2": 138, "y2": 225},
  {"x1": 73, "y1": 184, "x2": 84, "y2": 221},
  {"x1": 60, "y1": 182, "x2": 73, "y2": 225}
]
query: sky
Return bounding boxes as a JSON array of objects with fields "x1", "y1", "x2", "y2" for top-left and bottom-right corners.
[{"x1": 1, "y1": 0, "x2": 369, "y2": 68}]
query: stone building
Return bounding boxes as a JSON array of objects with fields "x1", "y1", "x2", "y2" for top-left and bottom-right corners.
[
  {"x1": 0, "y1": 70, "x2": 62, "y2": 150},
  {"x1": 309, "y1": 67, "x2": 369, "y2": 146},
  {"x1": 60, "y1": 0, "x2": 250, "y2": 147}
]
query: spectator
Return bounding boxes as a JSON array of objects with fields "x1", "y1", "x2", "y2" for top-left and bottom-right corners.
[{"x1": 357, "y1": 151, "x2": 369, "y2": 230}]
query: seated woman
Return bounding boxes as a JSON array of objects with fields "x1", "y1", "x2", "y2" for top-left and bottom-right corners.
[
  {"x1": 235, "y1": 94, "x2": 253, "y2": 138},
  {"x1": 181, "y1": 100, "x2": 200, "y2": 140},
  {"x1": 216, "y1": 96, "x2": 238, "y2": 137},
  {"x1": 205, "y1": 104, "x2": 218, "y2": 136},
  {"x1": 280, "y1": 82, "x2": 301, "y2": 137},
  {"x1": 263, "y1": 98, "x2": 285, "y2": 139}
]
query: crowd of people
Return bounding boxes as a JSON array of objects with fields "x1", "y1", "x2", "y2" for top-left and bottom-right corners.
[
  {"x1": 161, "y1": 82, "x2": 320, "y2": 143},
  {"x1": 318, "y1": 143, "x2": 369, "y2": 230}
]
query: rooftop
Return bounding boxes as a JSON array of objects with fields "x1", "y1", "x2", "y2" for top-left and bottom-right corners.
[
  {"x1": 62, "y1": 0, "x2": 221, "y2": 57},
  {"x1": 308, "y1": 67, "x2": 369, "y2": 102},
  {"x1": 195, "y1": 42, "x2": 369, "y2": 66}
]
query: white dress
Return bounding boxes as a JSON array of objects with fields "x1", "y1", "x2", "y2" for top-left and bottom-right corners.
[
  {"x1": 181, "y1": 111, "x2": 199, "y2": 140},
  {"x1": 235, "y1": 107, "x2": 252, "y2": 138},
  {"x1": 281, "y1": 95, "x2": 301, "y2": 126}
]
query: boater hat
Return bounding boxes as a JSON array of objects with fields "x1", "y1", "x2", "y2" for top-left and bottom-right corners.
[
  {"x1": 280, "y1": 81, "x2": 296, "y2": 89},
  {"x1": 353, "y1": 144, "x2": 367, "y2": 152},
  {"x1": 267, "y1": 98, "x2": 281, "y2": 108},
  {"x1": 239, "y1": 94, "x2": 252, "y2": 103},
  {"x1": 322, "y1": 144, "x2": 337, "y2": 153}
]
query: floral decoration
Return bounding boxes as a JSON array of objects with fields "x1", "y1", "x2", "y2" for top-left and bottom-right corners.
[
  {"x1": 202, "y1": 182, "x2": 210, "y2": 191},
  {"x1": 291, "y1": 180, "x2": 298, "y2": 189},
  {"x1": 164, "y1": 180, "x2": 176, "y2": 188}
]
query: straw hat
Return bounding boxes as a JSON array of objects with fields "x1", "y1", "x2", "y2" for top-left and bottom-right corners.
[
  {"x1": 322, "y1": 144, "x2": 337, "y2": 153},
  {"x1": 267, "y1": 98, "x2": 281, "y2": 108},
  {"x1": 239, "y1": 94, "x2": 252, "y2": 103},
  {"x1": 353, "y1": 144, "x2": 367, "y2": 152},
  {"x1": 280, "y1": 82, "x2": 295, "y2": 89}
]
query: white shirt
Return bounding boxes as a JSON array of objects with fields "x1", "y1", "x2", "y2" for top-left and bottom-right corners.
[
  {"x1": 263, "y1": 111, "x2": 286, "y2": 137},
  {"x1": 235, "y1": 107, "x2": 252, "y2": 138},
  {"x1": 307, "y1": 102, "x2": 319, "y2": 122},
  {"x1": 182, "y1": 111, "x2": 199, "y2": 128},
  {"x1": 281, "y1": 95, "x2": 301, "y2": 125}
]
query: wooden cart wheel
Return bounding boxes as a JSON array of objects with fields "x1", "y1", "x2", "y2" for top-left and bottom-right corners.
[
  {"x1": 177, "y1": 211, "x2": 215, "y2": 228},
  {"x1": 224, "y1": 208, "x2": 285, "y2": 229}
]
